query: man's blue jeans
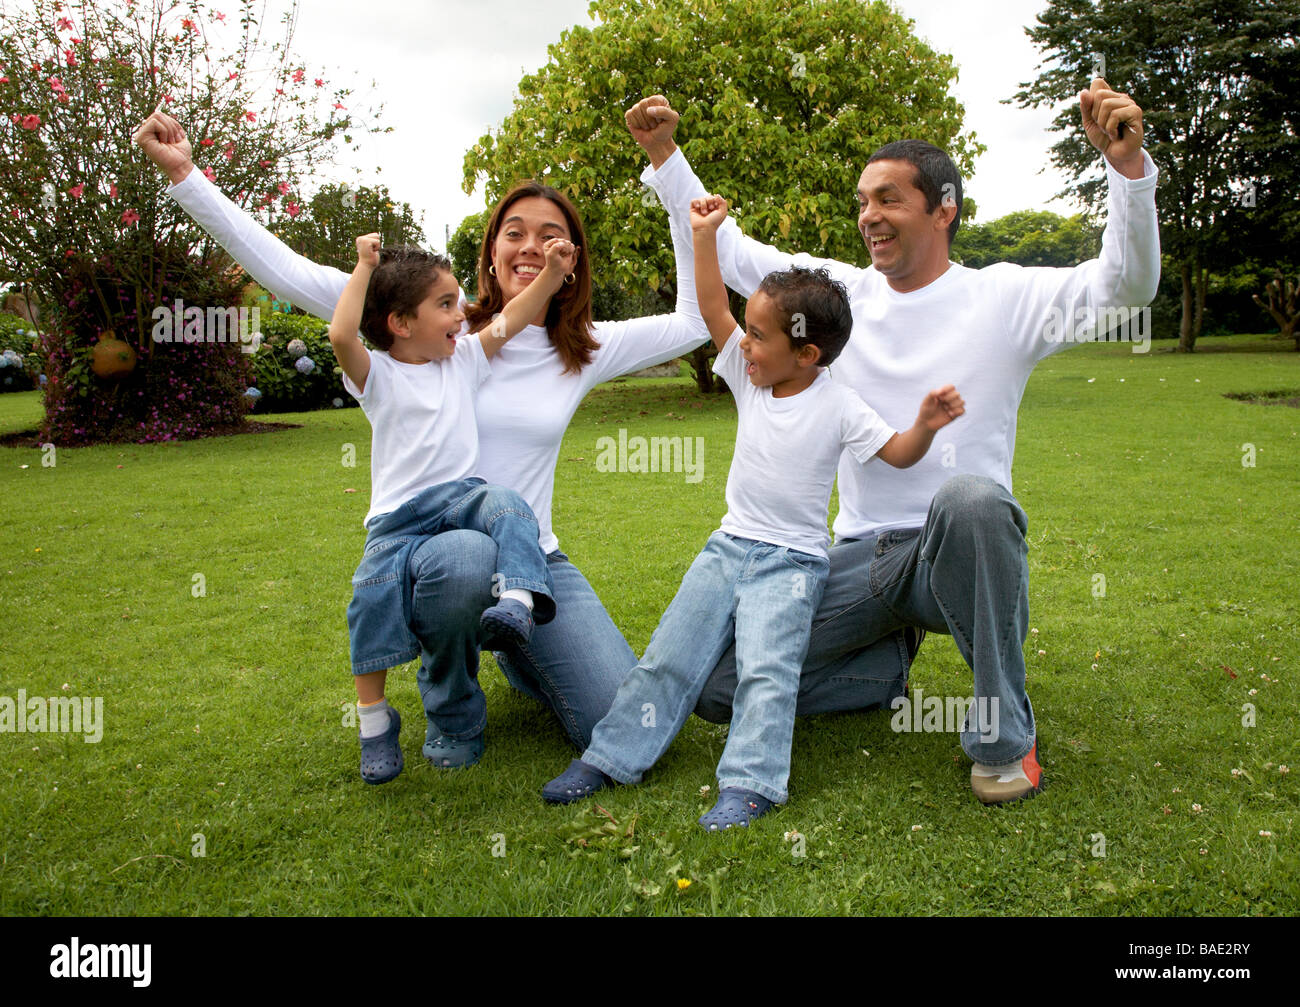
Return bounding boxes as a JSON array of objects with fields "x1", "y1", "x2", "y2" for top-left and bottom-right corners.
[
  {"x1": 695, "y1": 475, "x2": 1035, "y2": 766},
  {"x1": 581, "y1": 532, "x2": 829, "y2": 804},
  {"x1": 347, "y1": 478, "x2": 555, "y2": 679}
]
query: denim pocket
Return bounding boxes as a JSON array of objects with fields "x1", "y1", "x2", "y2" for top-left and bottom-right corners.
[
  {"x1": 781, "y1": 547, "x2": 826, "y2": 576},
  {"x1": 353, "y1": 535, "x2": 412, "y2": 586}
]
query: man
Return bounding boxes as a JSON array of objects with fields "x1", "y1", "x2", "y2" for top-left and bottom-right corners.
[{"x1": 626, "y1": 79, "x2": 1158, "y2": 804}]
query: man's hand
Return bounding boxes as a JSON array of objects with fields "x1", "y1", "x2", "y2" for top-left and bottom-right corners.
[
  {"x1": 1079, "y1": 78, "x2": 1145, "y2": 178},
  {"x1": 917, "y1": 384, "x2": 965, "y2": 432},
  {"x1": 626, "y1": 94, "x2": 679, "y2": 170},
  {"x1": 131, "y1": 104, "x2": 195, "y2": 186},
  {"x1": 690, "y1": 194, "x2": 729, "y2": 233}
]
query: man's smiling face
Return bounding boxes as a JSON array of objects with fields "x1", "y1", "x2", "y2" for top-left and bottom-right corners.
[{"x1": 856, "y1": 159, "x2": 951, "y2": 288}]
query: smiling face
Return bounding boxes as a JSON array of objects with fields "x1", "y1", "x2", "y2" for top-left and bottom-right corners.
[
  {"x1": 389, "y1": 269, "x2": 464, "y2": 363},
  {"x1": 856, "y1": 159, "x2": 954, "y2": 292},
  {"x1": 740, "y1": 291, "x2": 821, "y2": 396},
  {"x1": 490, "y1": 195, "x2": 572, "y2": 318}
]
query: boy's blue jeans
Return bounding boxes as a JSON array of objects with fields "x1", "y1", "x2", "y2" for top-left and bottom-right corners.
[
  {"x1": 695, "y1": 475, "x2": 1035, "y2": 766},
  {"x1": 347, "y1": 479, "x2": 555, "y2": 688},
  {"x1": 581, "y1": 531, "x2": 829, "y2": 804}
]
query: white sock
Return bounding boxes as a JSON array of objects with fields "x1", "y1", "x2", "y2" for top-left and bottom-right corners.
[
  {"x1": 358, "y1": 698, "x2": 391, "y2": 739},
  {"x1": 500, "y1": 589, "x2": 534, "y2": 611}
]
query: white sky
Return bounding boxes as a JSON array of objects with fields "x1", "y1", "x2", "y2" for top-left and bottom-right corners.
[{"x1": 257, "y1": 0, "x2": 1079, "y2": 251}]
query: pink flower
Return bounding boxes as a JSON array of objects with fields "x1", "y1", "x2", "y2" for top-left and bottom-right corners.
[
  {"x1": 314, "y1": 78, "x2": 324, "y2": 87},
  {"x1": 10, "y1": 208, "x2": 19, "y2": 218},
  {"x1": 57, "y1": 17, "x2": 74, "y2": 30},
  {"x1": 120, "y1": 209, "x2": 140, "y2": 226},
  {"x1": 68, "y1": 184, "x2": 84, "y2": 198},
  {"x1": 203, "y1": 167, "x2": 216, "y2": 182},
  {"x1": 259, "y1": 159, "x2": 272, "y2": 167},
  {"x1": 277, "y1": 181, "x2": 290, "y2": 194},
  {"x1": 57, "y1": 93, "x2": 69, "y2": 104},
  {"x1": 292, "y1": 69, "x2": 304, "y2": 83},
  {"x1": 244, "y1": 110, "x2": 256, "y2": 122},
  {"x1": 0, "y1": 77, "x2": 9, "y2": 84},
  {"x1": 70, "y1": 38, "x2": 82, "y2": 45},
  {"x1": 215, "y1": 13, "x2": 227, "y2": 23},
  {"x1": 109, "y1": 183, "x2": 118, "y2": 199},
  {"x1": 332, "y1": 103, "x2": 345, "y2": 110},
  {"x1": 64, "y1": 50, "x2": 77, "y2": 68},
  {"x1": 181, "y1": 18, "x2": 197, "y2": 33},
  {"x1": 200, "y1": 138, "x2": 214, "y2": 146},
  {"x1": 228, "y1": 71, "x2": 238, "y2": 80},
  {"x1": 20, "y1": 114, "x2": 40, "y2": 130},
  {"x1": 286, "y1": 202, "x2": 301, "y2": 218},
  {"x1": 162, "y1": 94, "x2": 174, "y2": 104},
  {"x1": 275, "y1": 88, "x2": 284, "y2": 95},
  {"x1": 223, "y1": 141, "x2": 235, "y2": 161},
  {"x1": 48, "y1": 76, "x2": 66, "y2": 92}
]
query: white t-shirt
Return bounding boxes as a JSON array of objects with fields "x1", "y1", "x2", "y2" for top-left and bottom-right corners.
[
  {"x1": 168, "y1": 170, "x2": 710, "y2": 552},
  {"x1": 712, "y1": 332, "x2": 895, "y2": 558},
  {"x1": 643, "y1": 148, "x2": 1161, "y2": 540},
  {"x1": 341, "y1": 338, "x2": 490, "y2": 528}
]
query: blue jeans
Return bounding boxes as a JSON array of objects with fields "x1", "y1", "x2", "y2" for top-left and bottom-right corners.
[
  {"x1": 406, "y1": 535, "x2": 634, "y2": 747},
  {"x1": 695, "y1": 475, "x2": 1034, "y2": 765},
  {"x1": 347, "y1": 479, "x2": 555, "y2": 677},
  {"x1": 582, "y1": 532, "x2": 829, "y2": 804}
]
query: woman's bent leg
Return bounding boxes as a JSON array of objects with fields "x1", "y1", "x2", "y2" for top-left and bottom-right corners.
[
  {"x1": 408, "y1": 530, "x2": 497, "y2": 740},
  {"x1": 494, "y1": 552, "x2": 637, "y2": 749}
]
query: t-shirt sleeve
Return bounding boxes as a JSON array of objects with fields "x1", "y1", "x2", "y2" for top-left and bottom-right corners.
[
  {"x1": 839, "y1": 389, "x2": 897, "y2": 464},
  {"x1": 456, "y1": 333, "x2": 491, "y2": 389},
  {"x1": 342, "y1": 346, "x2": 381, "y2": 404},
  {"x1": 711, "y1": 325, "x2": 748, "y2": 395}
]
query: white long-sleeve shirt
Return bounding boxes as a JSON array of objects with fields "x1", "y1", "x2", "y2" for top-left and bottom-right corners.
[
  {"x1": 642, "y1": 149, "x2": 1161, "y2": 540},
  {"x1": 168, "y1": 170, "x2": 710, "y2": 553}
]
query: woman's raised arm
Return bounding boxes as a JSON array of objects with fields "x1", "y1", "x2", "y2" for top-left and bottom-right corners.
[{"x1": 133, "y1": 108, "x2": 349, "y2": 321}]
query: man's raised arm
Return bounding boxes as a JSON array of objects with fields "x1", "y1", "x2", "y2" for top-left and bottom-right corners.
[{"x1": 629, "y1": 95, "x2": 859, "y2": 299}]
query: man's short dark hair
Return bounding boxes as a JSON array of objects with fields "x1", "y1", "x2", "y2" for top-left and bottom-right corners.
[
  {"x1": 867, "y1": 139, "x2": 963, "y2": 244},
  {"x1": 755, "y1": 266, "x2": 853, "y2": 367},
  {"x1": 360, "y1": 247, "x2": 453, "y2": 351}
]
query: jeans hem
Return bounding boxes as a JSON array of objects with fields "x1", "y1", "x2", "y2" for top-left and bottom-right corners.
[
  {"x1": 352, "y1": 647, "x2": 419, "y2": 675},
  {"x1": 581, "y1": 750, "x2": 642, "y2": 786},
  {"x1": 716, "y1": 777, "x2": 787, "y2": 805}
]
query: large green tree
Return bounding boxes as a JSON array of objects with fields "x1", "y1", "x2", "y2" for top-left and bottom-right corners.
[
  {"x1": 1013, "y1": 0, "x2": 1300, "y2": 351},
  {"x1": 462, "y1": 0, "x2": 982, "y2": 387},
  {"x1": 951, "y1": 210, "x2": 1100, "y2": 270},
  {"x1": 273, "y1": 182, "x2": 425, "y2": 274}
]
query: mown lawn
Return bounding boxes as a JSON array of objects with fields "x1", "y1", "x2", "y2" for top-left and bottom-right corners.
[{"x1": 0, "y1": 334, "x2": 1296, "y2": 915}]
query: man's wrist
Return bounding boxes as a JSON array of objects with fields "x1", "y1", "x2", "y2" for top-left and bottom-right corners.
[
  {"x1": 167, "y1": 161, "x2": 194, "y2": 186},
  {"x1": 645, "y1": 139, "x2": 679, "y2": 171}
]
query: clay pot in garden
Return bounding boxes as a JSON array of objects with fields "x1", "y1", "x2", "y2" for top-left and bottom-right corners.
[{"x1": 90, "y1": 329, "x2": 137, "y2": 380}]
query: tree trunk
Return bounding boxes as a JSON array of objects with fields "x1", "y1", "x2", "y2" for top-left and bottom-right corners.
[
  {"x1": 688, "y1": 344, "x2": 718, "y2": 393},
  {"x1": 1193, "y1": 262, "x2": 1208, "y2": 342},
  {"x1": 1177, "y1": 259, "x2": 1195, "y2": 352}
]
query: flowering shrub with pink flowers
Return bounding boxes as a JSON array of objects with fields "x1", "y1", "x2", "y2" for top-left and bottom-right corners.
[
  {"x1": 0, "y1": 0, "x2": 383, "y2": 443},
  {"x1": 0, "y1": 311, "x2": 43, "y2": 392}
]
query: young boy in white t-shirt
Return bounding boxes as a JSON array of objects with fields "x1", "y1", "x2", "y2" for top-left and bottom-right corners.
[
  {"x1": 332, "y1": 232, "x2": 576, "y2": 784},
  {"x1": 542, "y1": 196, "x2": 965, "y2": 828}
]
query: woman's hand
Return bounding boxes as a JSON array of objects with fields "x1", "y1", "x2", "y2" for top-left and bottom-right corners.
[{"x1": 132, "y1": 104, "x2": 195, "y2": 186}]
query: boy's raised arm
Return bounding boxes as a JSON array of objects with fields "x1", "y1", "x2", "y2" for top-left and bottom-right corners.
[
  {"x1": 328, "y1": 234, "x2": 378, "y2": 394},
  {"x1": 474, "y1": 238, "x2": 578, "y2": 359},
  {"x1": 690, "y1": 195, "x2": 739, "y2": 351}
]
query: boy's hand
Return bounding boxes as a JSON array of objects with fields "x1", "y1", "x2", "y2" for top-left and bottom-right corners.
[
  {"x1": 1079, "y1": 78, "x2": 1145, "y2": 177},
  {"x1": 540, "y1": 237, "x2": 579, "y2": 281},
  {"x1": 917, "y1": 384, "x2": 965, "y2": 431},
  {"x1": 690, "y1": 194, "x2": 729, "y2": 233},
  {"x1": 131, "y1": 104, "x2": 195, "y2": 185},
  {"x1": 355, "y1": 233, "x2": 381, "y2": 270}
]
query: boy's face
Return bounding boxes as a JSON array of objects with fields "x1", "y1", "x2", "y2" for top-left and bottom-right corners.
[
  {"x1": 392, "y1": 270, "x2": 464, "y2": 360},
  {"x1": 740, "y1": 291, "x2": 818, "y2": 389}
]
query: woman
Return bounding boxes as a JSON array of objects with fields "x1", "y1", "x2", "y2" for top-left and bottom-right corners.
[{"x1": 132, "y1": 99, "x2": 708, "y2": 763}]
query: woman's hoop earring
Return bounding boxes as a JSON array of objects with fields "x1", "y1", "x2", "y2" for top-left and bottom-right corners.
[
  {"x1": 564, "y1": 272, "x2": 576, "y2": 285},
  {"x1": 488, "y1": 264, "x2": 497, "y2": 277}
]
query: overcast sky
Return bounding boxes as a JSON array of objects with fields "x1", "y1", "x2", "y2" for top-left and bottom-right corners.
[{"x1": 244, "y1": 0, "x2": 1084, "y2": 250}]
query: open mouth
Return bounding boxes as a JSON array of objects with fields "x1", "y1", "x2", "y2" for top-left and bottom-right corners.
[
  {"x1": 512, "y1": 264, "x2": 542, "y2": 283},
  {"x1": 868, "y1": 233, "x2": 897, "y2": 252}
]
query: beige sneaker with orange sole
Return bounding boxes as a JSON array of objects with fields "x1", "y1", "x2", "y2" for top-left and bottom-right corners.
[{"x1": 970, "y1": 740, "x2": 1043, "y2": 805}]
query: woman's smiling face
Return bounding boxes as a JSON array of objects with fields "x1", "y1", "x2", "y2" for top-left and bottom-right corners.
[{"x1": 491, "y1": 196, "x2": 573, "y2": 306}]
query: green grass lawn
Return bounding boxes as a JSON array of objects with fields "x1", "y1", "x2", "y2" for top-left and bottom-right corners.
[{"x1": 1, "y1": 333, "x2": 1296, "y2": 916}]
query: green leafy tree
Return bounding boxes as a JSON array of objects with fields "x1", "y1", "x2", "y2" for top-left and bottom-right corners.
[
  {"x1": 952, "y1": 210, "x2": 1100, "y2": 270},
  {"x1": 273, "y1": 182, "x2": 425, "y2": 276},
  {"x1": 463, "y1": 0, "x2": 982, "y2": 389},
  {"x1": 1012, "y1": 0, "x2": 1300, "y2": 351},
  {"x1": 0, "y1": 0, "x2": 382, "y2": 442},
  {"x1": 448, "y1": 209, "x2": 490, "y2": 299}
]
